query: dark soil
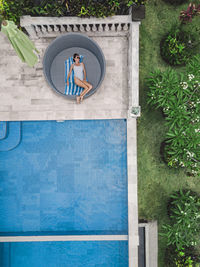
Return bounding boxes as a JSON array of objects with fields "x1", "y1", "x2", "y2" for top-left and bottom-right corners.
[
  {"x1": 162, "y1": 0, "x2": 187, "y2": 5},
  {"x1": 160, "y1": 140, "x2": 169, "y2": 164}
]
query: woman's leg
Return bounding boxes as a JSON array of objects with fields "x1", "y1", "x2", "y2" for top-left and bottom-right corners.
[
  {"x1": 80, "y1": 81, "x2": 93, "y2": 99},
  {"x1": 74, "y1": 77, "x2": 89, "y2": 103},
  {"x1": 74, "y1": 77, "x2": 89, "y2": 90},
  {"x1": 82, "y1": 80, "x2": 92, "y2": 90}
]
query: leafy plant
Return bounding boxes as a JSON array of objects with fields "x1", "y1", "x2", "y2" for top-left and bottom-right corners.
[
  {"x1": 180, "y1": 2, "x2": 200, "y2": 23},
  {"x1": 0, "y1": 0, "x2": 33, "y2": 24},
  {"x1": 131, "y1": 106, "x2": 140, "y2": 115},
  {"x1": 75, "y1": 0, "x2": 122, "y2": 18},
  {"x1": 147, "y1": 55, "x2": 200, "y2": 175},
  {"x1": 31, "y1": 1, "x2": 67, "y2": 17},
  {"x1": 0, "y1": 0, "x2": 147, "y2": 24},
  {"x1": 160, "y1": 26, "x2": 197, "y2": 66},
  {"x1": 126, "y1": 0, "x2": 147, "y2": 6},
  {"x1": 179, "y1": 15, "x2": 200, "y2": 53},
  {"x1": 165, "y1": 245, "x2": 200, "y2": 267},
  {"x1": 161, "y1": 190, "x2": 200, "y2": 250}
]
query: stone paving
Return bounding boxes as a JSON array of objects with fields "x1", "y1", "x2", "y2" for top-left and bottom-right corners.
[{"x1": 0, "y1": 33, "x2": 129, "y2": 121}]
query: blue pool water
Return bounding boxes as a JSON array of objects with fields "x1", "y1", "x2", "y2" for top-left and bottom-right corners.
[
  {"x1": 0, "y1": 241, "x2": 128, "y2": 267},
  {"x1": 0, "y1": 120, "x2": 128, "y2": 235}
]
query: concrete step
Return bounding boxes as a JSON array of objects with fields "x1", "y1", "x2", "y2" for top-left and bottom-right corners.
[
  {"x1": 0, "y1": 122, "x2": 21, "y2": 152},
  {"x1": 0, "y1": 122, "x2": 7, "y2": 140}
]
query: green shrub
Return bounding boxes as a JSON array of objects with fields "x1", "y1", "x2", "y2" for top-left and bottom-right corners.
[
  {"x1": 164, "y1": 191, "x2": 200, "y2": 266},
  {"x1": 31, "y1": 1, "x2": 67, "y2": 17},
  {"x1": 160, "y1": 26, "x2": 198, "y2": 66},
  {"x1": 0, "y1": 0, "x2": 33, "y2": 24},
  {"x1": 180, "y1": 15, "x2": 200, "y2": 48},
  {"x1": 180, "y1": 3, "x2": 200, "y2": 24},
  {"x1": 161, "y1": 190, "x2": 200, "y2": 251},
  {"x1": 147, "y1": 55, "x2": 200, "y2": 175},
  {"x1": 165, "y1": 245, "x2": 200, "y2": 267},
  {"x1": 72, "y1": 0, "x2": 122, "y2": 18},
  {"x1": 0, "y1": 0, "x2": 69, "y2": 24},
  {"x1": 0, "y1": 0, "x2": 147, "y2": 25}
]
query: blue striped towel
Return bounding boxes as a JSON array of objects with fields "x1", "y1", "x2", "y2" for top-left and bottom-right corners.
[{"x1": 64, "y1": 55, "x2": 84, "y2": 95}]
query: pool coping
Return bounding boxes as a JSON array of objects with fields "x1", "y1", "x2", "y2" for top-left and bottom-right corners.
[
  {"x1": 0, "y1": 235, "x2": 128, "y2": 242},
  {"x1": 127, "y1": 118, "x2": 139, "y2": 266}
]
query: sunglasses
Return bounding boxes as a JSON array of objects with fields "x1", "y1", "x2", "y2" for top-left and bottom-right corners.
[{"x1": 76, "y1": 56, "x2": 80, "y2": 59}]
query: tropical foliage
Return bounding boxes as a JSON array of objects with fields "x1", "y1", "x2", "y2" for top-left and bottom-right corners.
[
  {"x1": 161, "y1": 190, "x2": 200, "y2": 266},
  {"x1": 180, "y1": 2, "x2": 200, "y2": 23},
  {"x1": 147, "y1": 55, "x2": 200, "y2": 175},
  {"x1": 0, "y1": 0, "x2": 147, "y2": 24},
  {"x1": 160, "y1": 25, "x2": 198, "y2": 66},
  {"x1": 160, "y1": 3, "x2": 200, "y2": 67}
]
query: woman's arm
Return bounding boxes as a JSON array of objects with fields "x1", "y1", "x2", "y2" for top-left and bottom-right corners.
[
  {"x1": 82, "y1": 63, "x2": 86, "y2": 81},
  {"x1": 67, "y1": 64, "x2": 73, "y2": 85}
]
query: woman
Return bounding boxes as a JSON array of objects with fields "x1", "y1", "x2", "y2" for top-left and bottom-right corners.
[{"x1": 67, "y1": 53, "x2": 93, "y2": 104}]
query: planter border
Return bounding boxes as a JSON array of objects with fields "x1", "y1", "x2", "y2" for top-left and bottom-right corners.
[{"x1": 21, "y1": 15, "x2": 133, "y2": 38}]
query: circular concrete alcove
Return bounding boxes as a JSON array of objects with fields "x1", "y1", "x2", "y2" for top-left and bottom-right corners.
[{"x1": 43, "y1": 33, "x2": 106, "y2": 99}]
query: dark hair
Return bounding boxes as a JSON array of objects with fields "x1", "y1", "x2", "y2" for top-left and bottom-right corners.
[{"x1": 73, "y1": 53, "x2": 79, "y2": 62}]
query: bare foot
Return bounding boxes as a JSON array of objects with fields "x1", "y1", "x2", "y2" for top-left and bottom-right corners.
[
  {"x1": 80, "y1": 95, "x2": 84, "y2": 102},
  {"x1": 76, "y1": 96, "x2": 81, "y2": 104}
]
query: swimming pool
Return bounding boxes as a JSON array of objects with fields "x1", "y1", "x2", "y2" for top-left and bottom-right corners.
[
  {"x1": 0, "y1": 241, "x2": 128, "y2": 267},
  {"x1": 0, "y1": 119, "x2": 129, "y2": 266},
  {"x1": 0, "y1": 120, "x2": 127, "y2": 235}
]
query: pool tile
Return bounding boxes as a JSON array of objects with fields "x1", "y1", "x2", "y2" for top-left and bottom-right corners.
[{"x1": 0, "y1": 120, "x2": 128, "y2": 234}]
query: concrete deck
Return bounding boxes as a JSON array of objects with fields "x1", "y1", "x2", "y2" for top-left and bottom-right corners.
[{"x1": 0, "y1": 34, "x2": 129, "y2": 121}]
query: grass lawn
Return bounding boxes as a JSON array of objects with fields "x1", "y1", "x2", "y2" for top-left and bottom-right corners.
[{"x1": 137, "y1": 0, "x2": 200, "y2": 265}]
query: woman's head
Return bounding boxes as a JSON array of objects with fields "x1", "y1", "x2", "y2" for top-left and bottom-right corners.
[{"x1": 73, "y1": 53, "x2": 80, "y2": 62}]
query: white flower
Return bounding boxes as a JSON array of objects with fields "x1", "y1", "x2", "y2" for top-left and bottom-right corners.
[
  {"x1": 163, "y1": 107, "x2": 169, "y2": 112},
  {"x1": 188, "y1": 74, "x2": 195, "y2": 81},
  {"x1": 180, "y1": 81, "x2": 188, "y2": 89},
  {"x1": 186, "y1": 151, "x2": 195, "y2": 158},
  {"x1": 179, "y1": 161, "x2": 185, "y2": 167},
  {"x1": 156, "y1": 82, "x2": 163, "y2": 88},
  {"x1": 195, "y1": 129, "x2": 200, "y2": 133}
]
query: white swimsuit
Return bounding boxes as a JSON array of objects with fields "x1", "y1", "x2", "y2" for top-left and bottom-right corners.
[{"x1": 73, "y1": 64, "x2": 84, "y2": 81}]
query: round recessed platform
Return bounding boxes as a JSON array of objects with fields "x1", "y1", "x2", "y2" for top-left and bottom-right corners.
[{"x1": 43, "y1": 33, "x2": 106, "y2": 99}]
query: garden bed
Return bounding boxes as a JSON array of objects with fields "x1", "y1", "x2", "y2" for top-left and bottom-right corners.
[
  {"x1": 138, "y1": 0, "x2": 200, "y2": 266},
  {"x1": 0, "y1": 0, "x2": 146, "y2": 25}
]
